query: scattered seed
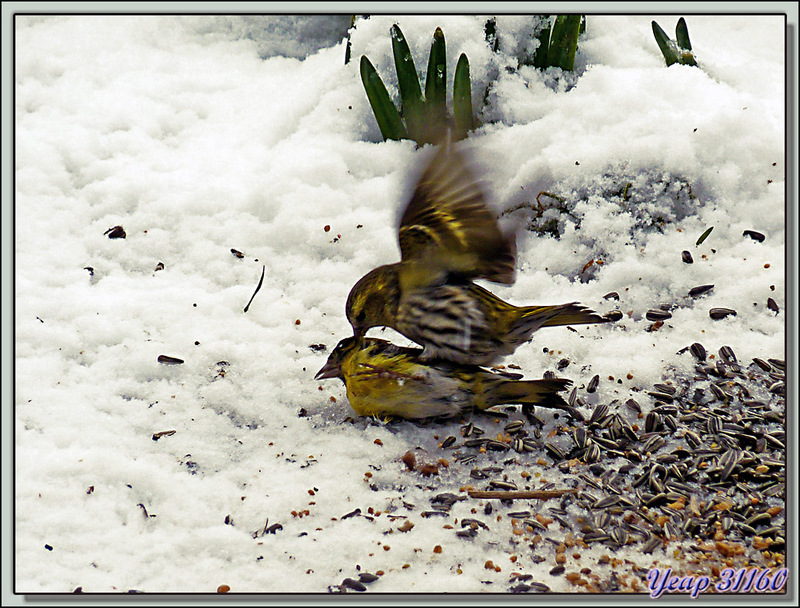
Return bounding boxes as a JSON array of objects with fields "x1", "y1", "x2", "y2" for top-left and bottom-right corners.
[
  {"x1": 587, "y1": 375, "x2": 599, "y2": 393},
  {"x1": 681, "y1": 250, "x2": 693, "y2": 264},
  {"x1": 646, "y1": 309, "x2": 672, "y2": 321},
  {"x1": 709, "y1": 308, "x2": 737, "y2": 320},
  {"x1": 104, "y1": 225, "x2": 126, "y2": 239},
  {"x1": 157, "y1": 355, "x2": 184, "y2": 365},
  {"x1": 767, "y1": 298, "x2": 779, "y2": 313},
  {"x1": 690, "y1": 343, "x2": 707, "y2": 361},
  {"x1": 743, "y1": 230, "x2": 765, "y2": 242},
  {"x1": 689, "y1": 285, "x2": 714, "y2": 297},
  {"x1": 340, "y1": 578, "x2": 366, "y2": 592}
]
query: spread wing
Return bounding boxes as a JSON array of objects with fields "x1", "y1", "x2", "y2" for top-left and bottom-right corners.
[{"x1": 397, "y1": 142, "x2": 516, "y2": 284}]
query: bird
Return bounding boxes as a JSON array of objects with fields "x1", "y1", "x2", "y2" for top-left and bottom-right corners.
[
  {"x1": 315, "y1": 336, "x2": 573, "y2": 420},
  {"x1": 346, "y1": 141, "x2": 609, "y2": 366}
]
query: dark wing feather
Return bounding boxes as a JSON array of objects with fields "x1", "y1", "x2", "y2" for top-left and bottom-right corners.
[{"x1": 398, "y1": 143, "x2": 516, "y2": 284}]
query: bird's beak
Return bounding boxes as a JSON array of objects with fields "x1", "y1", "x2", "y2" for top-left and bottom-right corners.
[{"x1": 314, "y1": 359, "x2": 340, "y2": 380}]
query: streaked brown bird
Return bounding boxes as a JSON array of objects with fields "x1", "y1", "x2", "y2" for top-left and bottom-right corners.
[
  {"x1": 315, "y1": 336, "x2": 572, "y2": 420},
  {"x1": 346, "y1": 142, "x2": 608, "y2": 366}
]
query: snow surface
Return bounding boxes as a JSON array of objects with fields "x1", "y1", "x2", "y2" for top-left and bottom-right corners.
[{"x1": 12, "y1": 13, "x2": 790, "y2": 595}]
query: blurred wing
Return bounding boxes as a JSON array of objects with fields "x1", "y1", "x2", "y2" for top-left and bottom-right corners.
[{"x1": 398, "y1": 143, "x2": 516, "y2": 284}]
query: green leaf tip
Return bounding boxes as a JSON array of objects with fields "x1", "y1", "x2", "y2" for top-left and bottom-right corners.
[{"x1": 359, "y1": 55, "x2": 408, "y2": 141}]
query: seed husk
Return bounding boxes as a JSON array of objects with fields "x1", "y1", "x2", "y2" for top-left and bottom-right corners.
[
  {"x1": 743, "y1": 230, "x2": 765, "y2": 242},
  {"x1": 642, "y1": 536, "x2": 663, "y2": 554},
  {"x1": 645, "y1": 411, "x2": 661, "y2": 433},
  {"x1": 587, "y1": 374, "x2": 600, "y2": 393},
  {"x1": 766, "y1": 298, "x2": 779, "y2": 312},
  {"x1": 752, "y1": 358, "x2": 772, "y2": 372},
  {"x1": 767, "y1": 358, "x2": 785, "y2": 371},
  {"x1": 689, "y1": 342, "x2": 706, "y2": 361},
  {"x1": 342, "y1": 578, "x2": 367, "y2": 592},
  {"x1": 545, "y1": 443, "x2": 565, "y2": 461},
  {"x1": 624, "y1": 398, "x2": 641, "y2": 414},
  {"x1": 603, "y1": 291, "x2": 620, "y2": 300},
  {"x1": 718, "y1": 346, "x2": 737, "y2": 363},
  {"x1": 710, "y1": 307, "x2": 737, "y2": 320},
  {"x1": 441, "y1": 436, "x2": 457, "y2": 449},
  {"x1": 681, "y1": 250, "x2": 693, "y2": 264},
  {"x1": 646, "y1": 309, "x2": 672, "y2": 321},
  {"x1": 588, "y1": 403, "x2": 609, "y2": 426},
  {"x1": 604, "y1": 310, "x2": 623, "y2": 322},
  {"x1": 689, "y1": 284, "x2": 715, "y2": 297}
]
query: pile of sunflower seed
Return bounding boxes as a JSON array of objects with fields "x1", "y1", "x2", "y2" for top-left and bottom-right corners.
[{"x1": 432, "y1": 343, "x2": 785, "y2": 592}]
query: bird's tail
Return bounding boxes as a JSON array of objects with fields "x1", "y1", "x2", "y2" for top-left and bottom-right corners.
[
  {"x1": 485, "y1": 377, "x2": 572, "y2": 410},
  {"x1": 513, "y1": 302, "x2": 609, "y2": 336}
]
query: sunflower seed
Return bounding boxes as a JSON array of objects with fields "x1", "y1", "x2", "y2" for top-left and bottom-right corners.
[
  {"x1": 743, "y1": 230, "x2": 765, "y2": 242},
  {"x1": 706, "y1": 416, "x2": 723, "y2": 435},
  {"x1": 745, "y1": 512, "x2": 772, "y2": 527},
  {"x1": 489, "y1": 480, "x2": 518, "y2": 490},
  {"x1": 690, "y1": 342, "x2": 707, "y2": 361},
  {"x1": 645, "y1": 411, "x2": 661, "y2": 433},
  {"x1": 583, "y1": 531, "x2": 611, "y2": 543},
  {"x1": 646, "y1": 309, "x2": 672, "y2": 321},
  {"x1": 653, "y1": 384, "x2": 677, "y2": 395},
  {"x1": 752, "y1": 358, "x2": 772, "y2": 372},
  {"x1": 592, "y1": 495, "x2": 621, "y2": 509},
  {"x1": 710, "y1": 307, "x2": 737, "y2": 320},
  {"x1": 708, "y1": 383, "x2": 731, "y2": 401},
  {"x1": 504, "y1": 420, "x2": 525, "y2": 434},
  {"x1": 624, "y1": 398, "x2": 641, "y2": 414},
  {"x1": 766, "y1": 297, "x2": 779, "y2": 313},
  {"x1": 717, "y1": 449, "x2": 742, "y2": 481},
  {"x1": 587, "y1": 374, "x2": 600, "y2": 393},
  {"x1": 768, "y1": 381, "x2": 785, "y2": 395},
  {"x1": 642, "y1": 435, "x2": 667, "y2": 454},
  {"x1": 646, "y1": 493, "x2": 668, "y2": 507},
  {"x1": 681, "y1": 250, "x2": 693, "y2": 264},
  {"x1": 545, "y1": 443, "x2": 565, "y2": 461},
  {"x1": 718, "y1": 346, "x2": 738, "y2": 363},
  {"x1": 573, "y1": 427, "x2": 588, "y2": 448},
  {"x1": 604, "y1": 310, "x2": 623, "y2": 322},
  {"x1": 611, "y1": 526, "x2": 629, "y2": 546},
  {"x1": 507, "y1": 511, "x2": 531, "y2": 519},
  {"x1": 583, "y1": 444, "x2": 600, "y2": 462},
  {"x1": 588, "y1": 403, "x2": 609, "y2": 425},
  {"x1": 647, "y1": 391, "x2": 674, "y2": 404},
  {"x1": 485, "y1": 440, "x2": 510, "y2": 452},
  {"x1": 341, "y1": 578, "x2": 367, "y2": 592},
  {"x1": 767, "y1": 358, "x2": 785, "y2": 371},
  {"x1": 441, "y1": 436, "x2": 457, "y2": 449},
  {"x1": 689, "y1": 285, "x2": 714, "y2": 297},
  {"x1": 523, "y1": 518, "x2": 547, "y2": 532}
]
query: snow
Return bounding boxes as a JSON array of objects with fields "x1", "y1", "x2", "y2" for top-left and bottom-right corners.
[{"x1": 10, "y1": 12, "x2": 794, "y2": 596}]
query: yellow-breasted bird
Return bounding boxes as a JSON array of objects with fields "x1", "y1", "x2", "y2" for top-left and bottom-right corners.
[
  {"x1": 315, "y1": 336, "x2": 572, "y2": 420},
  {"x1": 346, "y1": 142, "x2": 609, "y2": 366}
]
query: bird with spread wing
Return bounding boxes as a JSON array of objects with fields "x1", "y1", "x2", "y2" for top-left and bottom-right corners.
[{"x1": 345, "y1": 141, "x2": 608, "y2": 366}]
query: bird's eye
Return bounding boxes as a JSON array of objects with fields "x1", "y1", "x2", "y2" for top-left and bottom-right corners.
[{"x1": 356, "y1": 311, "x2": 366, "y2": 323}]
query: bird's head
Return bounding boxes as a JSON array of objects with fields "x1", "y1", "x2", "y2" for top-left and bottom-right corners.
[
  {"x1": 345, "y1": 264, "x2": 401, "y2": 337},
  {"x1": 314, "y1": 335, "x2": 362, "y2": 380}
]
